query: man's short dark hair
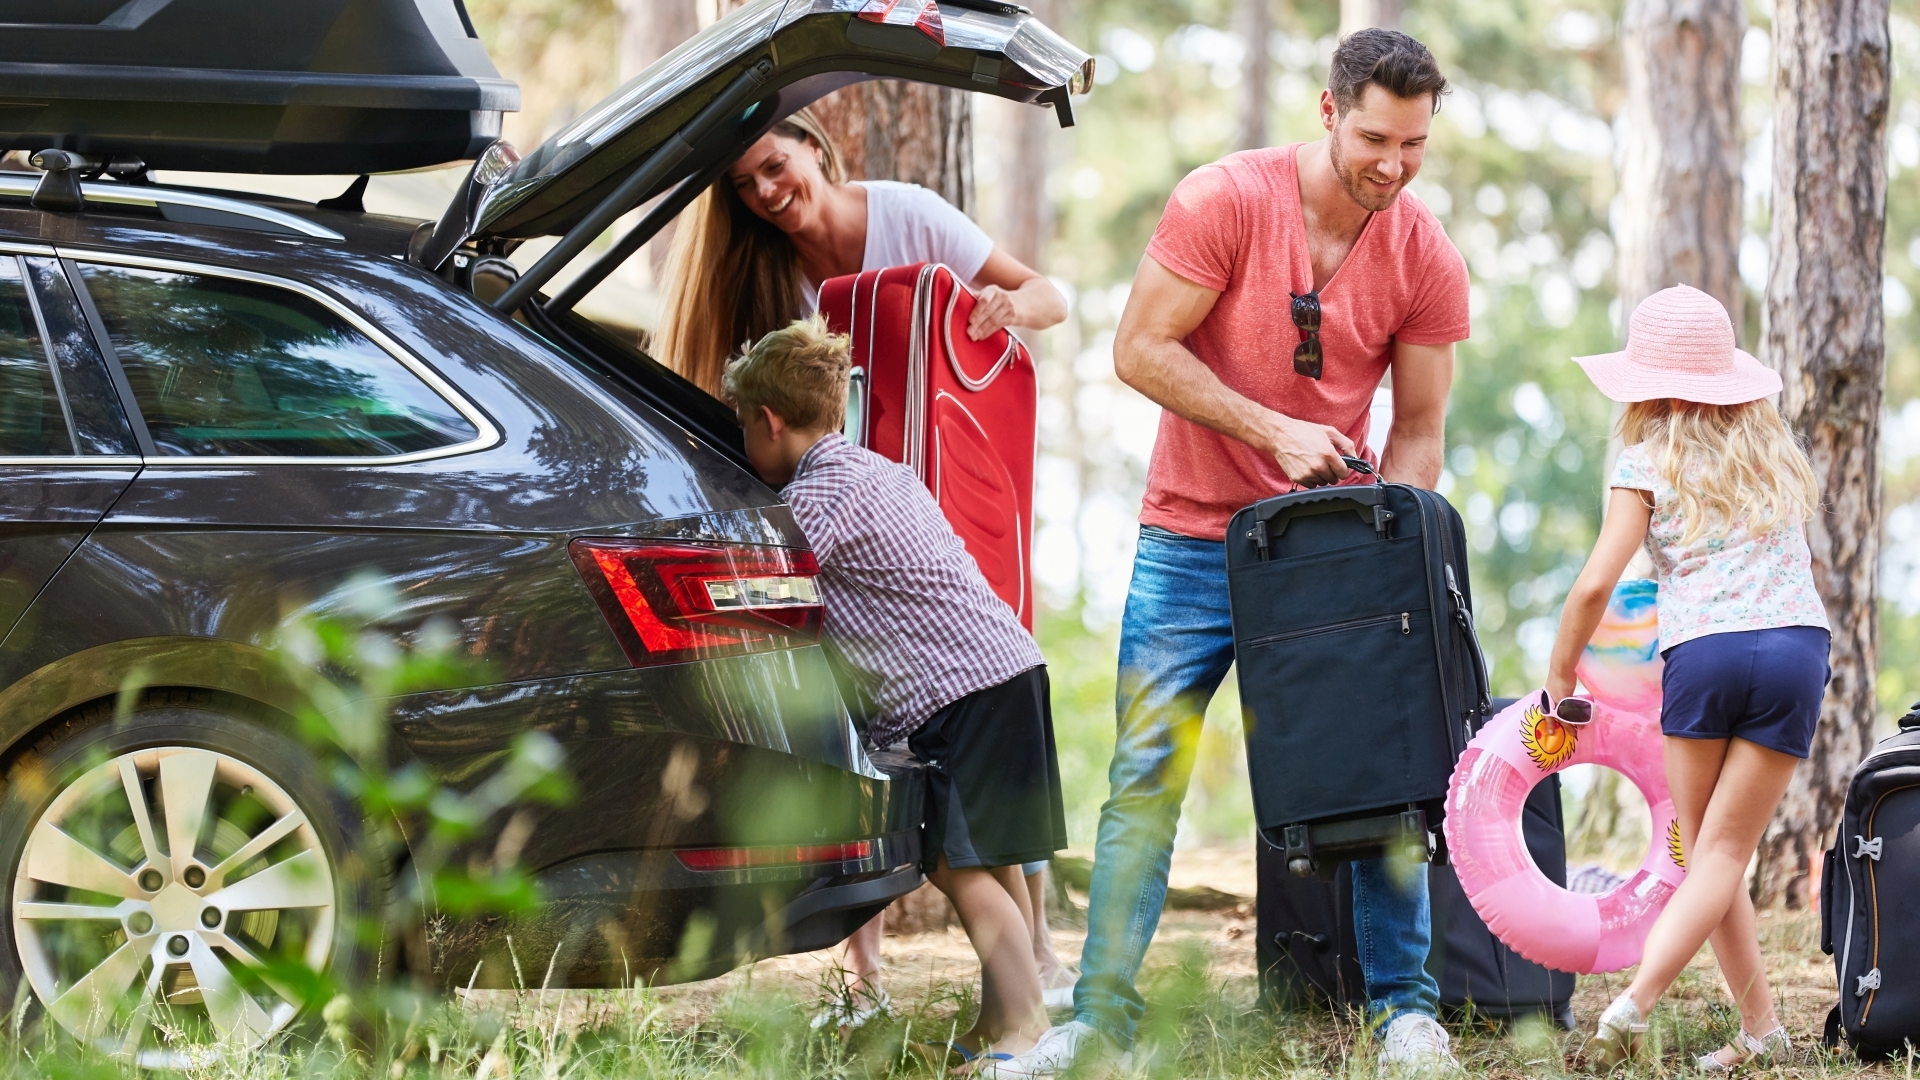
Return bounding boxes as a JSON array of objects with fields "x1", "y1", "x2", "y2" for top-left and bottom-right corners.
[{"x1": 1328, "y1": 28, "x2": 1449, "y2": 115}]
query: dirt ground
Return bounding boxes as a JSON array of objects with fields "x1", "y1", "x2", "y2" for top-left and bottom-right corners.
[
  {"x1": 470, "y1": 845, "x2": 1850, "y2": 1071},
  {"x1": 636, "y1": 847, "x2": 1258, "y2": 1023}
]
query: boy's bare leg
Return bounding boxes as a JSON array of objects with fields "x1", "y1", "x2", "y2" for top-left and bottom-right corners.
[
  {"x1": 840, "y1": 910, "x2": 884, "y2": 995},
  {"x1": 1025, "y1": 867, "x2": 1072, "y2": 989},
  {"x1": 929, "y1": 857, "x2": 1048, "y2": 1060}
]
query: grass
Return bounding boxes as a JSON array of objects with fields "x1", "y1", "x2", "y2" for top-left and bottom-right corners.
[{"x1": 0, "y1": 905, "x2": 1889, "y2": 1079}]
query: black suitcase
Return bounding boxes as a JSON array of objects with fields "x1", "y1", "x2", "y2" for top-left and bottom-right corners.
[
  {"x1": 1258, "y1": 698, "x2": 1574, "y2": 1026},
  {"x1": 1227, "y1": 460, "x2": 1491, "y2": 874},
  {"x1": 1822, "y1": 708, "x2": 1920, "y2": 1057},
  {"x1": 1428, "y1": 773, "x2": 1576, "y2": 1027},
  {"x1": 1255, "y1": 835, "x2": 1365, "y2": 1010}
]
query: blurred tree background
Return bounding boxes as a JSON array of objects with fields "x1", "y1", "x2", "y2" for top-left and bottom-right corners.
[{"x1": 459, "y1": 0, "x2": 1920, "y2": 857}]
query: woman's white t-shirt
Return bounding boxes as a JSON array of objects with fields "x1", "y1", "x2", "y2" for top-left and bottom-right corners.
[{"x1": 799, "y1": 180, "x2": 995, "y2": 312}]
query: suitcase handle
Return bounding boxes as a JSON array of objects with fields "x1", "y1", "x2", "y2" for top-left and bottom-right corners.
[
  {"x1": 940, "y1": 275, "x2": 1020, "y2": 391},
  {"x1": 1247, "y1": 488, "x2": 1393, "y2": 558},
  {"x1": 1339, "y1": 455, "x2": 1381, "y2": 482}
]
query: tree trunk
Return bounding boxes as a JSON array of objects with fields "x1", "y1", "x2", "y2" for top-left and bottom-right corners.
[
  {"x1": 809, "y1": 82, "x2": 974, "y2": 213},
  {"x1": 711, "y1": 0, "x2": 971, "y2": 209},
  {"x1": 614, "y1": 0, "x2": 696, "y2": 81},
  {"x1": 1235, "y1": 0, "x2": 1271, "y2": 151},
  {"x1": 1614, "y1": 0, "x2": 1746, "y2": 326},
  {"x1": 995, "y1": 0, "x2": 1057, "y2": 269},
  {"x1": 1755, "y1": 0, "x2": 1890, "y2": 909},
  {"x1": 613, "y1": 0, "x2": 699, "y2": 284},
  {"x1": 1338, "y1": 0, "x2": 1401, "y2": 37}
]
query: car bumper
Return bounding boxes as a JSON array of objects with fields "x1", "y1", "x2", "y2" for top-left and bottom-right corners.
[{"x1": 432, "y1": 826, "x2": 925, "y2": 988}]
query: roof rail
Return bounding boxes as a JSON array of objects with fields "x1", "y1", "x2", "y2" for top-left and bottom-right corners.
[{"x1": 0, "y1": 175, "x2": 344, "y2": 241}]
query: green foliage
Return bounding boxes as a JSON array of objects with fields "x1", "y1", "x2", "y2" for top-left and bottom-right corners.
[
  {"x1": 272, "y1": 576, "x2": 573, "y2": 929},
  {"x1": 264, "y1": 575, "x2": 573, "y2": 1047}
]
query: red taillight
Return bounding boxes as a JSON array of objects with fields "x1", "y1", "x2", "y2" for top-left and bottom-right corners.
[
  {"x1": 674, "y1": 841, "x2": 874, "y2": 871},
  {"x1": 570, "y1": 539, "x2": 823, "y2": 666}
]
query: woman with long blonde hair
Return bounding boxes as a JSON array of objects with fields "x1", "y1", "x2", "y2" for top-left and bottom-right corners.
[
  {"x1": 654, "y1": 107, "x2": 1065, "y2": 396},
  {"x1": 1544, "y1": 285, "x2": 1828, "y2": 1071}
]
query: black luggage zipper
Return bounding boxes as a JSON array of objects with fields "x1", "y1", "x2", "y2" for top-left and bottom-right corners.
[
  {"x1": 1419, "y1": 491, "x2": 1492, "y2": 739},
  {"x1": 1858, "y1": 785, "x2": 1920, "y2": 1028},
  {"x1": 1245, "y1": 611, "x2": 1411, "y2": 650}
]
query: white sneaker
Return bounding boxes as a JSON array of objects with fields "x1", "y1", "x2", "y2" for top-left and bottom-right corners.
[
  {"x1": 808, "y1": 987, "x2": 889, "y2": 1031},
  {"x1": 1039, "y1": 969, "x2": 1077, "y2": 1012},
  {"x1": 981, "y1": 1020, "x2": 1132, "y2": 1077},
  {"x1": 1377, "y1": 1013, "x2": 1457, "y2": 1073}
]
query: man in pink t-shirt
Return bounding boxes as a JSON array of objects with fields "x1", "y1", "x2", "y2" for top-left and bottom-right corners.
[{"x1": 1013, "y1": 28, "x2": 1471, "y2": 1079}]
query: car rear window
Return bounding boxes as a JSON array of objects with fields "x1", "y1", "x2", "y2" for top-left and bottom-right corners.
[
  {"x1": 0, "y1": 258, "x2": 74, "y2": 456},
  {"x1": 76, "y1": 263, "x2": 479, "y2": 458}
]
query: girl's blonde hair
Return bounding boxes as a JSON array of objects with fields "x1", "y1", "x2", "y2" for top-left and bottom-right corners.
[
  {"x1": 1618, "y1": 398, "x2": 1820, "y2": 545},
  {"x1": 654, "y1": 108, "x2": 845, "y2": 397}
]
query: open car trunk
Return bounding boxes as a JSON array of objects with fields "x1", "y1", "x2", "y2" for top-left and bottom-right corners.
[{"x1": 414, "y1": 0, "x2": 1091, "y2": 460}]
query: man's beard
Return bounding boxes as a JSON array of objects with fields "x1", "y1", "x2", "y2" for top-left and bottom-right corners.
[{"x1": 1328, "y1": 133, "x2": 1404, "y2": 212}]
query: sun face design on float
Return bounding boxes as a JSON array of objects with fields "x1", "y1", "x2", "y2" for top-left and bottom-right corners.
[
  {"x1": 1520, "y1": 702, "x2": 1578, "y2": 770},
  {"x1": 1667, "y1": 819, "x2": 1685, "y2": 869}
]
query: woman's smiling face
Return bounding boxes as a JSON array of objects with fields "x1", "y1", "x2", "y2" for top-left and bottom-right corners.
[{"x1": 727, "y1": 130, "x2": 828, "y2": 232}]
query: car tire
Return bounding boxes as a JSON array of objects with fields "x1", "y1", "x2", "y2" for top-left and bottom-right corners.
[{"x1": 0, "y1": 690, "x2": 374, "y2": 1062}]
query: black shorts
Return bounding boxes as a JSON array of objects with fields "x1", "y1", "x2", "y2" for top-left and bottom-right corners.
[
  {"x1": 908, "y1": 666, "x2": 1068, "y2": 871},
  {"x1": 1661, "y1": 626, "x2": 1831, "y2": 758}
]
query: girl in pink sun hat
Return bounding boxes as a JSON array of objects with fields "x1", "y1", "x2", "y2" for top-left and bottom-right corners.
[{"x1": 1545, "y1": 285, "x2": 1829, "y2": 1070}]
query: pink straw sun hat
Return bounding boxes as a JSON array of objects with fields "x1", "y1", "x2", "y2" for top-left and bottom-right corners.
[{"x1": 1572, "y1": 284, "x2": 1781, "y2": 405}]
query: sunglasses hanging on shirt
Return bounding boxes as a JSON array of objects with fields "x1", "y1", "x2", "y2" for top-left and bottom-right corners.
[{"x1": 1290, "y1": 290, "x2": 1323, "y2": 380}]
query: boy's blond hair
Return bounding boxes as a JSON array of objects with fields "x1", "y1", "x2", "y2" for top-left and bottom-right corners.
[{"x1": 722, "y1": 314, "x2": 851, "y2": 431}]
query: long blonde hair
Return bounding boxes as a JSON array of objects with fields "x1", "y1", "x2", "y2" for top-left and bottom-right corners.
[
  {"x1": 654, "y1": 108, "x2": 845, "y2": 396},
  {"x1": 1618, "y1": 398, "x2": 1820, "y2": 546}
]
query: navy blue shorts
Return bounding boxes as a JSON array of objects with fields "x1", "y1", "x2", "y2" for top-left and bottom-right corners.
[{"x1": 1660, "y1": 627, "x2": 1831, "y2": 758}]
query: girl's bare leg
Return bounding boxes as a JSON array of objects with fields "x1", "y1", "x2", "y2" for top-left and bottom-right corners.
[
  {"x1": 1658, "y1": 737, "x2": 1782, "y2": 1061},
  {"x1": 1625, "y1": 738, "x2": 1797, "y2": 1018},
  {"x1": 1707, "y1": 886, "x2": 1778, "y2": 1036},
  {"x1": 928, "y1": 856, "x2": 1047, "y2": 1061}
]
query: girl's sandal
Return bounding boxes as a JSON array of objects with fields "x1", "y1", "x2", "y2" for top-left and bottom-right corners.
[
  {"x1": 1697, "y1": 1025, "x2": 1790, "y2": 1072},
  {"x1": 1591, "y1": 995, "x2": 1650, "y2": 1070}
]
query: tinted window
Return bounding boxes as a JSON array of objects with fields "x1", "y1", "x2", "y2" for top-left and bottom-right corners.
[
  {"x1": 0, "y1": 258, "x2": 74, "y2": 456},
  {"x1": 77, "y1": 264, "x2": 479, "y2": 458},
  {"x1": 22, "y1": 258, "x2": 136, "y2": 456}
]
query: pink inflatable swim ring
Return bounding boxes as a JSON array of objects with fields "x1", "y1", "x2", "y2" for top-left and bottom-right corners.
[{"x1": 1443, "y1": 580, "x2": 1685, "y2": 974}]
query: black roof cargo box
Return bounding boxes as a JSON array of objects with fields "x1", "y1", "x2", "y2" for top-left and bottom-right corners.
[{"x1": 0, "y1": 0, "x2": 518, "y2": 174}]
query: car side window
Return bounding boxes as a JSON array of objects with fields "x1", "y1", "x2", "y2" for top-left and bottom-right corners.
[
  {"x1": 0, "y1": 258, "x2": 75, "y2": 456},
  {"x1": 76, "y1": 263, "x2": 480, "y2": 458},
  {"x1": 22, "y1": 258, "x2": 137, "y2": 456}
]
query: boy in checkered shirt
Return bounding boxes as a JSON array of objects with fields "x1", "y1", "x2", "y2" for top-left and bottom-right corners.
[{"x1": 725, "y1": 315, "x2": 1065, "y2": 1067}]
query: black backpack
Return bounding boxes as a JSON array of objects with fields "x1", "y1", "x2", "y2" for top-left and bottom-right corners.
[
  {"x1": 1227, "y1": 460, "x2": 1491, "y2": 875},
  {"x1": 1823, "y1": 705, "x2": 1920, "y2": 1056}
]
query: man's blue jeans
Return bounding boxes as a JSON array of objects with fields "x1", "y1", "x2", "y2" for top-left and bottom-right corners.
[{"x1": 1073, "y1": 525, "x2": 1439, "y2": 1047}]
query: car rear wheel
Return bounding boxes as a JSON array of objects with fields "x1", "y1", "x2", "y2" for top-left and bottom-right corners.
[{"x1": 0, "y1": 694, "x2": 370, "y2": 1064}]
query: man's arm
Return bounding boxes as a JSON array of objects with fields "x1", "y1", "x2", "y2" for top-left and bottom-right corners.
[
  {"x1": 1113, "y1": 256, "x2": 1356, "y2": 485},
  {"x1": 1378, "y1": 339, "x2": 1454, "y2": 488}
]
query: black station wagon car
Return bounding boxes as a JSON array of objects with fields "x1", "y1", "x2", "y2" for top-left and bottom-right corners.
[{"x1": 0, "y1": 0, "x2": 1089, "y2": 1059}]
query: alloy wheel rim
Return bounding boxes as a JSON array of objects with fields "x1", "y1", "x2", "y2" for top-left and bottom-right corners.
[{"x1": 12, "y1": 746, "x2": 336, "y2": 1060}]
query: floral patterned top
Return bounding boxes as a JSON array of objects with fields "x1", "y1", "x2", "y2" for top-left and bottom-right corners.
[{"x1": 1610, "y1": 443, "x2": 1830, "y2": 652}]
